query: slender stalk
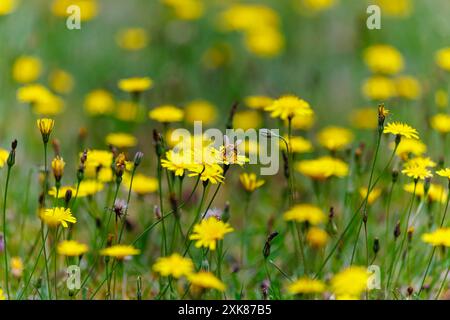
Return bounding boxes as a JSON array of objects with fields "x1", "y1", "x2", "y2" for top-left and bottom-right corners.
[{"x1": 1, "y1": 165, "x2": 12, "y2": 299}]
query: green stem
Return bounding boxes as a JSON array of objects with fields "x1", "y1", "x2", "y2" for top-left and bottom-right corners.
[{"x1": 2, "y1": 165, "x2": 12, "y2": 299}]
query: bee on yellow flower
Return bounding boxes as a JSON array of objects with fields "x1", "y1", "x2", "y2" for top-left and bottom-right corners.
[
  {"x1": 41, "y1": 207, "x2": 76, "y2": 228},
  {"x1": 239, "y1": 172, "x2": 265, "y2": 193},
  {"x1": 189, "y1": 217, "x2": 234, "y2": 250},
  {"x1": 57, "y1": 240, "x2": 89, "y2": 257},
  {"x1": 100, "y1": 245, "x2": 140, "y2": 260},
  {"x1": 152, "y1": 253, "x2": 194, "y2": 278}
]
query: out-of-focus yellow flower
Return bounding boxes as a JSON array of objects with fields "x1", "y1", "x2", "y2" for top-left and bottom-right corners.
[
  {"x1": 376, "y1": 0, "x2": 412, "y2": 18},
  {"x1": 185, "y1": 100, "x2": 217, "y2": 125},
  {"x1": 404, "y1": 182, "x2": 446, "y2": 204},
  {"x1": 298, "y1": 0, "x2": 337, "y2": 13},
  {"x1": 105, "y1": 132, "x2": 137, "y2": 148},
  {"x1": 84, "y1": 89, "x2": 115, "y2": 116},
  {"x1": 52, "y1": 0, "x2": 98, "y2": 21},
  {"x1": 202, "y1": 43, "x2": 232, "y2": 69},
  {"x1": 283, "y1": 204, "x2": 326, "y2": 225},
  {"x1": 422, "y1": 228, "x2": 450, "y2": 247},
  {"x1": 118, "y1": 77, "x2": 153, "y2": 93},
  {"x1": 395, "y1": 76, "x2": 421, "y2": 100},
  {"x1": 0, "y1": 149, "x2": 9, "y2": 168},
  {"x1": 161, "y1": 0, "x2": 204, "y2": 20},
  {"x1": 349, "y1": 107, "x2": 377, "y2": 130},
  {"x1": 383, "y1": 122, "x2": 419, "y2": 139},
  {"x1": 290, "y1": 113, "x2": 315, "y2": 130},
  {"x1": 296, "y1": 156, "x2": 349, "y2": 180},
  {"x1": 188, "y1": 271, "x2": 226, "y2": 292},
  {"x1": 430, "y1": 113, "x2": 450, "y2": 134},
  {"x1": 17, "y1": 84, "x2": 52, "y2": 104},
  {"x1": 189, "y1": 217, "x2": 234, "y2": 250},
  {"x1": 33, "y1": 94, "x2": 65, "y2": 116},
  {"x1": 282, "y1": 136, "x2": 313, "y2": 154},
  {"x1": 362, "y1": 76, "x2": 397, "y2": 101},
  {"x1": 123, "y1": 173, "x2": 158, "y2": 195},
  {"x1": 153, "y1": 253, "x2": 194, "y2": 278},
  {"x1": 243, "y1": 26, "x2": 284, "y2": 58},
  {"x1": 359, "y1": 187, "x2": 382, "y2": 205},
  {"x1": 331, "y1": 266, "x2": 369, "y2": 300},
  {"x1": 0, "y1": 288, "x2": 5, "y2": 300},
  {"x1": 306, "y1": 227, "x2": 329, "y2": 248},
  {"x1": 116, "y1": 28, "x2": 149, "y2": 51},
  {"x1": 239, "y1": 173, "x2": 265, "y2": 192},
  {"x1": 48, "y1": 186, "x2": 77, "y2": 198},
  {"x1": 49, "y1": 69, "x2": 74, "y2": 94},
  {"x1": 233, "y1": 111, "x2": 262, "y2": 130},
  {"x1": 0, "y1": 0, "x2": 17, "y2": 15},
  {"x1": 12, "y1": 56, "x2": 42, "y2": 84},
  {"x1": 391, "y1": 138, "x2": 426, "y2": 159},
  {"x1": 41, "y1": 207, "x2": 76, "y2": 228},
  {"x1": 11, "y1": 257, "x2": 23, "y2": 278},
  {"x1": 149, "y1": 105, "x2": 184, "y2": 123},
  {"x1": 435, "y1": 89, "x2": 448, "y2": 109},
  {"x1": 265, "y1": 95, "x2": 313, "y2": 121},
  {"x1": 100, "y1": 245, "x2": 140, "y2": 260},
  {"x1": 287, "y1": 277, "x2": 326, "y2": 295},
  {"x1": 437, "y1": 168, "x2": 450, "y2": 180},
  {"x1": 244, "y1": 95, "x2": 273, "y2": 110},
  {"x1": 77, "y1": 180, "x2": 105, "y2": 196},
  {"x1": 116, "y1": 101, "x2": 139, "y2": 122},
  {"x1": 363, "y1": 45, "x2": 404, "y2": 75},
  {"x1": 57, "y1": 240, "x2": 89, "y2": 257},
  {"x1": 317, "y1": 126, "x2": 354, "y2": 151},
  {"x1": 435, "y1": 47, "x2": 450, "y2": 72}
]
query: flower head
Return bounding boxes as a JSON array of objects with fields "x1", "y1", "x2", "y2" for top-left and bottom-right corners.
[
  {"x1": 149, "y1": 105, "x2": 184, "y2": 123},
  {"x1": 100, "y1": 245, "x2": 140, "y2": 260},
  {"x1": 152, "y1": 253, "x2": 194, "y2": 278},
  {"x1": 57, "y1": 240, "x2": 89, "y2": 257},
  {"x1": 287, "y1": 277, "x2": 326, "y2": 295},
  {"x1": 187, "y1": 271, "x2": 226, "y2": 291},
  {"x1": 84, "y1": 89, "x2": 115, "y2": 116},
  {"x1": 123, "y1": 173, "x2": 158, "y2": 195},
  {"x1": 51, "y1": 156, "x2": 65, "y2": 182},
  {"x1": 435, "y1": 47, "x2": 450, "y2": 72},
  {"x1": 330, "y1": 266, "x2": 369, "y2": 299},
  {"x1": 401, "y1": 165, "x2": 432, "y2": 181},
  {"x1": 265, "y1": 95, "x2": 313, "y2": 120},
  {"x1": 283, "y1": 204, "x2": 326, "y2": 225},
  {"x1": 106, "y1": 132, "x2": 137, "y2": 148},
  {"x1": 383, "y1": 122, "x2": 419, "y2": 139},
  {"x1": 12, "y1": 55, "x2": 42, "y2": 83},
  {"x1": 37, "y1": 118, "x2": 55, "y2": 143},
  {"x1": 11, "y1": 257, "x2": 23, "y2": 278},
  {"x1": 317, "y1": 126, "x2": 354, "y2": 151},
  {"x1": 239, "y1": 173, "x2": 265, "y2": 192},
  {"x1": 362, "y1": 76, "x2": 397, "y2": 100},
  {"x1": 185, "y1": 100, "x2": 217, "y2": 125},
  {"x1": 0, "y1": 149, "x2": 9, "y2": 168},
  {"x1": 430, "y1": 113, "x2": 450, "y2": 134},
  {"x1": 188, "y1": 164, "x2": 225, "y2": 185},
  {"x1": 306, "y1": 227, "x2": 329, "y2": 248},
  {"x1": 422, "y1": 228, "x2": 450, "y2": 247},
  {"x1": 244, "y1": 95, "x2": 273, "y2": 110},
  {"x1": 116, "y1": 28, "x2": 149, "y2": 51},
  {"x1": 359, "y1": 187, "x2": 382, "y2": 205},
  {"x1": 118, "y1": 77, "x2": 153, "y2": 93},
  {"x1": 41, "y1": 207, "x2": 76, "y2": 228},
  {"x1": 363, "y1": 44, "x2": 404, "y2": 75},
  {"x1": 296, "y1": 156, "x2": 349, "y2": 180},
  {"x1": 437, "y1": 168, "x2": 450, "y2": 179},
  {"x1": 189, "y1": 217, "x2": 234, "y2": 250}
]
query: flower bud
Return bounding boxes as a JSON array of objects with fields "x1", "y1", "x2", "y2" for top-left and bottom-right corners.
[
  {"x1": 373, "y1": 237, "x2": 380, "y2": 255},
  {"x1": 133, "y1": 151, "x2": 144, "y2": 167},
  {"x1": 394, "y1": 220, "x2": 401, "y2": 239}
]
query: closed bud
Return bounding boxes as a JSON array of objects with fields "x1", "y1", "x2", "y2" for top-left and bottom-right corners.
[
  {"x1": 154, "y1": 205, "x2": 161, "y2": 220},
  {"x1": 64, "y1": 189, "x2": 73, "y2": 206},
  {"x1": 51, "y1": 156, "x2": 65, "y2": 183},
  {"x1": 152, "y1": 129, "x2": 164, "y2": 158},
  {"x1": 7, "y1": 139, "x2": 17, "y2": 167},
  {"x1": 263, "y1": 231, "x2": 279, "y2": 259},
  {"x1": 394, "y1": 220, "x2": 401, "y2": 239},
  {"x1": 392, "y1": 169, "x2": 399, "y2": 183},
  {"x1": 133, "y1": 151, "x2": 144, "y2": 167},
  {"x1": 373, "y1": 237, "x2": 380, "y2": 254}
]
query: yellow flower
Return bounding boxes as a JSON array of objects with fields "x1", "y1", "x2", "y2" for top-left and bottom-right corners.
[
  {"x1": 244, "y1": 26, "x2": 284, "y2": 58},
  {"x1": 116, "y1": 101, "x2": 139, "y2": 122},
  {"x1": 435, "y1": 89, "x2": 448, "y2": 109},
  {"x1": 219, "y1": 4, "x2": 279, "y2": 33},
  {"x1": 76, "y1": 180, "x2": 105, "y2": 196},
  {"x1": 437, "y1": 168, "x2": 450, "y2": 179},
  {"x1": 162, "y1": 0, "x2": 204, "y2": 20},
  {"x1": 188, "y1": 164, "x2": 224, "y2": 185},
  {"x1": 11, "y1": 257, "x2": 23, "y2": 278},
  {"x1": 189, "y1": 217, "x2": 234, "y2": 250},
  {"x1": 17, "y1": 84, "x2": 53, "y2": 104},
  {"x1": 392, "y1": 138, "x2": 426, "y2": 159},
  {"x1": 422, "y1": 228, "x2": 450, "y2": 247},
  {"x1": 287, "y1": 277, "x2": 326, "y2": 295},
  {"x1": 283, "y1": 204, "x2": 326, "y2": 225},
  {"x1": 123, "y1": 173, "x2": 158, "y2": 195},
  {"x1": 239, "y1": 173, "x2": 265, "y2": 192},
  {"x1": 57, "y1": 240, "x2": 89, "y2": 257},
  {"x1": 0, "y1": 0, "x2": 17, "y2": 15},
  {"x1": 100, "y1": 245, "x2": 140, "y2": 260},
  {"x1": 152, "y1": 253, "x2": 194, "y2": 278},
  {"x1": 404, "y1": 156, "x2": 436, "y2": 169},
  {"x1": 404, "y1": 182, "x2": 446, "y2": 204},
  {"x1": 317, "y1": 126, "x2": 354, "y2": 151},
  {"x1": 37, "y1": 118, "x2": 55, "y2": 142},
  {"x1": 149, "y1": 105, "x2": 184, "y2": 123},
  {"x1": 188, "y1": 271, "x2": 226, "y2": 291},
  {"x1": 383, "y1": 122, "x2": 419, "y2": 139},
  {"x1": 233, "y1": 110, "x2": 262, "y2": 130},
  {"x1": 306, "y1": 227, "x2": 329, "y2": 248},
  {"x1": 49, "y1": 69, "x2": 74, "y2": 94},
  {"x1": 349, "y1": 107, "x2": 377, "y2": 130},
  {"x1": 244, "y1": 95, "x2": 273, "y2": 110},
  {"x1": 282, "y1": 136, "x2": 313, "y2": 154},
  {"x1": 41, "y1": 207, "x2": 76, "y2": 228},
  {"x1": 296, "y1": 156, "x2": 349, "y2": 180},
  {"x1": 401, "y1": 164, "x2": 432, "y2": 181},
  {"x1": 12, "y1": 56, "x2": 42, "y2": 83},
  {"x1": 299, "y1": 0, "x2": 337, "y2": 12},
  {"x1": 330, "y1": 266, "x2": 369, "y2": 299},
  {"x1": 435, "y1": 47, "x2": 450, "y2": 72},
  {"x1": 51, "y1": 156, "x2": 65, "y2": 182},
  {"x1": 185, "y1": 100, "x2": 217, "y2": 125},
  {"x1": 105, "y1": 132, "x2": 137, "y2": 148},
  {"x1": 84, "y1": 89, "x2": 115, "y2": 116},
  {"x1": 118, "y1": 77, "x2": 153, "y2": 93},
  {"x1": 290, "y1": 113, "x2": 315, "y2": 130},
  {"x1": 52, "y1": 0, "x2": 98, "y2": 21},
  {"x1": 48, "y1": 186, "x2": 77, "y2": 198},
  {"x1": 32, "y1": 94, "x2": 65, "y2": 116},
  {"x1": 84, "y1": 149, "x2": 113, "y2": 172},
  {"x1": 359, "y1": 187, "x2": 382, "y2": 205},
  {"x1": 363, "y1": 45, "x2": 404, "y2": 75},
  {"x1": 430, "y1": 113, "x2": 450, "y2": 134},
  {"x1": 376, "y1": 0, "x2": 412, "y2": 17},
  {"x1": 161, "y1": 150, "x2": 193, "y2": 177},
  {"x1": 116, "y1": 28, "x2": 149, "y2": 51},
  {"x1": 0, "y1": 148, "x2": 9, "y2": 168},
  {"x1": 396, "y1": 76, "x2": 421, "y2": 100},
  {"x1": 362, "y1": 76, "x2": 397, "y2": 100},
  {"x1": 265, "y1": 95, "x2": 313, "y2": 120},
  {"x1": 0, "y1": 288, "x2": 6, "y2": 300}
]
